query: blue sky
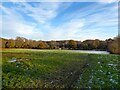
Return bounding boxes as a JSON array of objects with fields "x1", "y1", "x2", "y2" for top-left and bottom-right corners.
[{"x1": 1, "y1": 0, "x2": 118, "y2": 41}]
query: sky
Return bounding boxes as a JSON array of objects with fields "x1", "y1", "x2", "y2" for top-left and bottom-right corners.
[{"x1": 0, "y1": 0, "x2": 118, "y2": 41}]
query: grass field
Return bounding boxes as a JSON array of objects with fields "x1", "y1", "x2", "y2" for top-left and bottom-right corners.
[{"x1": 1, "y1": 49, "x2": 120, "y2": 89}]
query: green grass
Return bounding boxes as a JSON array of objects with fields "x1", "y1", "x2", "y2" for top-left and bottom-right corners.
[
  {"x1": 72, "y1": 54, "x2": 120, "y2": 89},
  {"x1": 1, "y1": 49, "x2": 120, "y2": 89}
]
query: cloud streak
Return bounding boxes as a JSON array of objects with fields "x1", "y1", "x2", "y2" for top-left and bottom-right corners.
[
  {"x1": 2, "y1": 0, "x2": 119, "y2": 3},
  {"x1": 1, "y1": 2, "x2": 118, "y2": 41}
]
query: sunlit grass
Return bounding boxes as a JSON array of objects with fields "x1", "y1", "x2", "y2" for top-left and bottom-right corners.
[{"x1": 2, "y1": 49, "x2": 120, "y2": 89}]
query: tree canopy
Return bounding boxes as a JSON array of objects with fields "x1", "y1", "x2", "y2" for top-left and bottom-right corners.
[{"x1": 0, "y1": 36, "x2": 119, "y2": 54}]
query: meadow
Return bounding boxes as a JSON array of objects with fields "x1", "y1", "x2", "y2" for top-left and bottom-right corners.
[{"x1": 1, "y1": 49, "x2": 120, "y2": 89}]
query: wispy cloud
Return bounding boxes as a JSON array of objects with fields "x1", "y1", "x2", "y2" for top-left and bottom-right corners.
[
  {"x1": 46, "y1": 2, "x2": 118, "y2": 40},
  {"x1": 48, "y1": 18, "x2": 85, "y2": 40},
  {"x1": 1, "y1": 2, "x2": 43, "y2": 39},
  {"x1": 2, "y1": 0, "x2": 119, "y2": 2},
  {"x1": 12, "y1": 2, "x2": 61, "y2": 24},
  {"x1": 98, "y1": 0, "x2": 118, "y2": 3},
  {"x1": 1, "y1": 2, "x2": 118, "y2": 41}
]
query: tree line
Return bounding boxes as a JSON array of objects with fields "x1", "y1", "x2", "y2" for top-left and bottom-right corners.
[{"x1": 0, "y1": 36, "x2": 120, "y2": 54}]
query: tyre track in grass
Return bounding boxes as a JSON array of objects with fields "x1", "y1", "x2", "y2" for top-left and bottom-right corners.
[
  {"x1": 45, "y1": 54, "x2": 90, "y2": 88},
  {"x1": 73, "y1": 54, "x2": 120, "y2": 89}
]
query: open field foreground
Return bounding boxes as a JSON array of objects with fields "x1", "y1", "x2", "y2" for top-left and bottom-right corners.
[{"x1": 1, "y1": 49, "x2": 120, "y2": 89}]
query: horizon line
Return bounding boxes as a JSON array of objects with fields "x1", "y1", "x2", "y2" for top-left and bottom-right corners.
[{"x1": 0, "y1": 36, "x2": 116, "y2": 42}]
